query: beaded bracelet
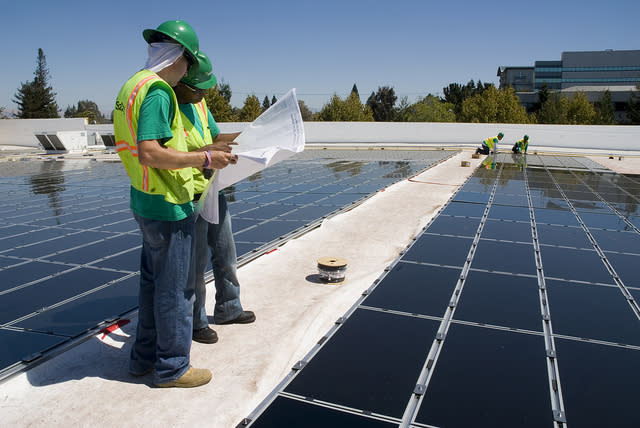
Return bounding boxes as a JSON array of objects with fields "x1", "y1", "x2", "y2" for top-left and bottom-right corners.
[{"x1": 203, "y1": 150, "x2": 211, "y2": 168}]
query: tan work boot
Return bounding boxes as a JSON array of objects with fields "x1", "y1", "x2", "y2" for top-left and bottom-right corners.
[{"x1": 155, "y1": 367, "x2": 212, "y2": 388}]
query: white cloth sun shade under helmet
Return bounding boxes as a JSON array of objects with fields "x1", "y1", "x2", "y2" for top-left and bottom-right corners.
[{"x1": 144, "y1": 42, "x2": 185, "y2": 73}]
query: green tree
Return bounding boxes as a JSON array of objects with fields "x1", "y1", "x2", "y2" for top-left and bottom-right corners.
[
  {"x1": 594, "y1": 90, "x2": 616, "y2": 124},
  {"x1": 566, "y1": 92, "x2": 595, "y2": 124},
  {"x1": 317, "y1": 92, "x2": 373, "y2": 121},
  {"x1": 393, "y1": 96, "x2": 412, "y2": 122},
  {"x1": 626, "y1": 84, "x2": 640, "y2": 124},
  {"x1": 218, "y1": 80, "x2": 232, "y2": 103},
  {"x1": 261, "y1": 95, "x2": 271, "y2": 112},
  {"x1": 297, "y1": 100, "x2": 313, "y2": 121},
  {"x1": 459, "y1": 86, "x2": 529, "y2": 123},
  {"x1": 406, "y1": 95, "x2": 456, "y2": 122},
  {"x1": 530, "y1": 83, "x2": 550, "y2": 114},
  {"x1": 442, "y1": 80, "x2": 489, "y2": 119},
  {"x1": 366, "y1": 86, "x2": 397, "y2": 121},
  {"x1": 13, "y1": 48, "x2": 59, "y2": 118},
  {"x1": 474, "y1": 80, "x2": 493, "y2": 94},
  {"x1": 0, "y1": 106, "x2": 7, "y2": 119},
  {"x1": 271, "y1": 95, "x2": 277, "y2": 105},
  {"x1": 351, "y1": 83, "x2": 359, "y2": 99},
  {"x1": 64, "y1": 100, "x2": 104, "y2": 123},
  {"x1": 237, "y1": 94, "x2": 261, "y2": 121},
  {"x1": 64, "y1": 105, "x2": 77, "y2": 117},
  {"x1": 204, "y1": 84, "x2": 235, "y2": 122},
  {"x1": 537, "y1": 92, "x2": 567, "y2": 124}
]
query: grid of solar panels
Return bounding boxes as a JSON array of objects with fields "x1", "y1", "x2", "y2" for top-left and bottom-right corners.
[
  {"x1": 0, "y1": 150, "x2": 456, "y2": 377},
  {"x1": 245, "y1": 154, "x2": 640, "y2": 428}
]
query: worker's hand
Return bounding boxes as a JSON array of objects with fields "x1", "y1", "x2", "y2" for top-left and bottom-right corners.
[
  {"x1": 206, "y1": 151, "x2": 238, "y2": 169},
  {"x1": 203, "y1": 141, "x2": 238, "y2": 153}
]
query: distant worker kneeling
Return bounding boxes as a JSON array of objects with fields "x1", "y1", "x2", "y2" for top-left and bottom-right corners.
[
  {"x1": 476, "y1": 132, "x2": 503, "y2": 155},
  {"x1": 512, "y1": 135, "x2": 529, "y2": 154}
]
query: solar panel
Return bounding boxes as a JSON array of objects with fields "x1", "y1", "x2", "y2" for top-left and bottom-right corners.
[
  {"x1": 244, "y1": 154, "x2": 640, "y2": 427},
  {"x1": 0, "y1": 149, "x2": 456, "y2": 377},
  {"x1": 283, "y1": 308, "x2": 440, "y2": 419},
  {"x1": 554, "y1": 338, "x2": 640, "y2": 427},
  {"x1": 415, "y1": 324, "x2": 553, "y2": 427},
  {"x1": 362, "y1": 262, "x2": 461, "y2": 317},
  {"x1": 454, "y1": 271, "x2": 542, "y2": 331}
]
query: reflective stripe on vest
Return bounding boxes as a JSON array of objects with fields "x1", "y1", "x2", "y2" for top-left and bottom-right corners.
[
  {"x1": 113, "y1": 69, "x2": 194, "y2": 204},
  {"x1": 182, "y1": 99, "x2": 213, "y2": 194},
  {"x1": 484, "y1": 136, "x2": 498, "y2": 149}
]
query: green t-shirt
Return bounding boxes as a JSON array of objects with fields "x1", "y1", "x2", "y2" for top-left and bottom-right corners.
[{"x1": 131, "y1": 85, "x2": 193, "y2": 221}]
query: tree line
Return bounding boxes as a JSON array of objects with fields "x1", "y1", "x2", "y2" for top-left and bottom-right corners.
[{"x1": 6, "y1": 49, "x2": 640, "y2": 125}]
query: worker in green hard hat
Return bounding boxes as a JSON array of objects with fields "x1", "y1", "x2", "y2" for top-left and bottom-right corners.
[
  {"x1": 476, "y1": 132, "x2": 503, "y2": 155},
  {"x1": 512, "y1": 134, "x2": 530, "y2": 154},
  {"x1": 173, "y1": 52, "x2": 254, "y2": 346},
  {"x1": 142, "y1": 20, "x2": 200, "y2": 66},
  {"x1": 113, "y1": 20, "x2": 237, "y2": 389}
]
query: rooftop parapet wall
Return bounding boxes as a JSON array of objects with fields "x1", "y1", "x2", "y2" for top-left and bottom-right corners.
[
  {"x1": 2, "y1": 119, "x2": 639, "y2": 154},
  {"x1": 0, "y1": 118, "x2": 87, "y2": 148},
  {"x1": 219, "y1": 122, "x2": 640, "y2": 153}
]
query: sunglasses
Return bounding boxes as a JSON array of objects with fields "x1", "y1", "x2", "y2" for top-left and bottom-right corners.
[{"x1": 181, "y1": 81, "x2": 204, "y2": 93}]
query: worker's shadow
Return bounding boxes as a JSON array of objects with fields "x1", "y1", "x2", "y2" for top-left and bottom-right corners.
[{"x1": 25, "y1": 313, "x2": 154, "y2": 388}]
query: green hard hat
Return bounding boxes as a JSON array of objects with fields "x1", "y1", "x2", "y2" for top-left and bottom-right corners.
[
  {"x1": 524, "y1": 134, "x2": 529, "y2": 140},
  {"x1": 181, "y1": 52, "x2": 217, "y2": 90},
  {"x1": 498, "y1": 132, "x2": 504, "y2": 139},
  {"x1": 143, "y1": 20, "x2": 199, "y2": 64}
]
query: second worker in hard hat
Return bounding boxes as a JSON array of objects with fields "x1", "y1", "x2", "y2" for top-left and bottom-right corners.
[
  {"x1": 512, "y1": 134, "x2": 530, "y2": 154},
  {"x1": 172, "y1": 52, "x2": 256, "y2": 346}
]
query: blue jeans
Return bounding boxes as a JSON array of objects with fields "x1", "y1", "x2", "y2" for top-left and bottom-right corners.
[
  {"x1": 477, "y1": 143, "x2": 491, "y2": 155},
  {"x1": 130, "y1": 212, "x2": 196, "y2": 384},
  {"x1": 194, "y1": 193, "x2": 243, "y2": 328}
]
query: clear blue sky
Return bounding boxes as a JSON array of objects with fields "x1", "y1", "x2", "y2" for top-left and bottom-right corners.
[{"x1": 3, "y1": 0, "x2": 639, "y2": 117}]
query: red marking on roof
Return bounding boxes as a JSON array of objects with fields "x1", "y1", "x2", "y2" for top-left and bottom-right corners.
[{"x1": 100, "y1": 319, "x2": 131, "y2": 340}]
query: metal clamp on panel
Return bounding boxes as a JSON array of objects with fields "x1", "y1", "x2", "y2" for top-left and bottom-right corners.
[
  {"x1": 413, "y1": 384, "x2": 427, "y2": 395},
  {"x1": 335, "y1": 316, "x2": 345, "y2": 324},
  {"x1": 235, "y1": 418, "x2": 251, "y2": 427},
  {"x1": 553, "y1": 410, "x2": 567, "y2": 423},
  {"x1": 292, "y1": 360, "x2": 307, "y2": 371},
  {"x1": 546, "y1": 349, "x2": 556, "y2": 358}
]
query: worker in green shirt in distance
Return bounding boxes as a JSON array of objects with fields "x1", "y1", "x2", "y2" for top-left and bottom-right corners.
[
  {"x1": 476, "y1": 132, "x2": 503, "y2": 155},
  {"x1": 173, "y1": 51, "x2": 255, "y2": 346},
  {"x1": 512, "y1": 135, "x2": 530, "y2": 154}
]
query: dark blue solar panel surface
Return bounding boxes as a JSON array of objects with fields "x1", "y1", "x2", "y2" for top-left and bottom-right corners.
[
  {"x1": 284, "y1": 309, "x2": 439, "y2": 419},
  {"x1": 0, "y1": 150, "x2": 454, "y2": 375},
  {"x1": 247, "y1": 154, "x2": 640, "y2": 427},
  {"x1": 416, "y1": 324, "x2": 553, "y2": 427}
]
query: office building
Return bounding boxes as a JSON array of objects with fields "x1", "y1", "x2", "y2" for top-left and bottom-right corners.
[{"x1": 498, "y1": 49, "x2": 640, "y2": 120}]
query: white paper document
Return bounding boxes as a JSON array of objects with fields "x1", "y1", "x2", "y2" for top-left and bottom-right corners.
[{"x1": 197, "y1": 88, "x2": 306, "y2": 223}]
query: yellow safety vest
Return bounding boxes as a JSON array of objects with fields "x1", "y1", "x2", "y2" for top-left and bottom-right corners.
[
  {"x1": 484, "y1": 136, "x2": 499, "y2": 150},
  {"x1": 182, "y1": 99, "x2": 213, "y2": 194},
  {"x1": 113, "y1": 69, "x2": 194, "y2": 205},
  {"x1": 517, "y1": 138, "x2": 528, "y2": 152}
]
